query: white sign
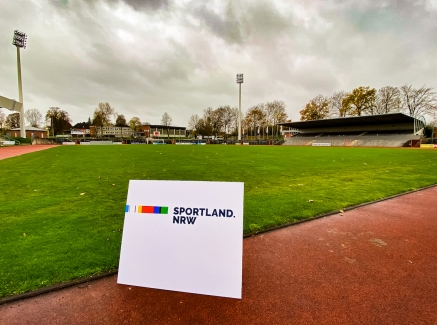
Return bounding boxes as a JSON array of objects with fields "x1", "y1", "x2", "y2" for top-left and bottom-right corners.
[
  {"x1": 0, "y1": 141, "x2": 15, "y2": 146},
  {"x1": 312, "y1": 142, "x2": 331, "y2": 146},
  {"x1": 118, "y1": 180, "x2": 244, "y2": 299}
]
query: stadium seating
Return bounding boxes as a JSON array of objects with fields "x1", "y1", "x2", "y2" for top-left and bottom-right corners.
[{"x1": 284, "y1": 134, "x2": 421, "y2": 147}]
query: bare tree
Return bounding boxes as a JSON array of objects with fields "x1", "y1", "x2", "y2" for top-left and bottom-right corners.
[
  {"x1": 265, "y1": 100, "x2": 287, "y2": 137},
  {"x1": 25, "y1": 108, "x2": 43, "y2": 127},
  {"x1": 375, "y1": 86, "x2": 401, "y2": 114},
  {"x1": 229, "y1": 107, "x2": 239, "y2": 135},
  {"x1": 221, "y1": 106, "x2": 234, "y2": 139},
  {"x1": 5, "y1": 113, "x2": 21, "y2": 129},
  {"x1": 161, "y1": 112, "x2": 173, "y2": 139},
  {"x1": 329, "y1": 91, "x2": 349, "y2": 117},
  {"x1": 187, "y1": 114, "x2": 199, "y2": 131},
  {"x1": 93, "y1": 102, "x2": 115, "y2": 126},
  {"x1": 400, "y1": 85, "x2": 437, "y2": 117},
  {"x1": 0, "y1": 111, "x2": 6, "y2": 133},
  {"x1": 263, "y1": 102, "x2": 275, "y2": 128}
]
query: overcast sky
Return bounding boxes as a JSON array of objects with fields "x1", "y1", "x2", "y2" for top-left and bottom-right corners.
[{"x1": 1, "y1": 0, "x2": 437, "y2": 126}]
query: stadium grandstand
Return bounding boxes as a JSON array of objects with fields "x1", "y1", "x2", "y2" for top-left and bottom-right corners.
[{"x1": 280, "y1": 113, "x2": 426, "y2": 147}]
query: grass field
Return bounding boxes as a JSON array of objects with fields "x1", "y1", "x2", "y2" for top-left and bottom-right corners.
[{"x1": 1, "y1": 145, "x2": 437, "y2": 298}]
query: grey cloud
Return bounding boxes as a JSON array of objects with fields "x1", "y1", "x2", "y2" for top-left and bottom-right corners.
[
  {"x1": 192, "y1": 1, "x2": 293, "y2": 44},
  {"x1": 244, "y1": 2, "x2": 291, "y2": 39},
  {"x1": 114, "y1": 0, "x2": 169, "y2": 11},
  {"x1": 194, "y1": 3, "x2": 244, "y2": 44},
  {"x1": 2, "y1": 0, "x2": 437, "y2": 125}
]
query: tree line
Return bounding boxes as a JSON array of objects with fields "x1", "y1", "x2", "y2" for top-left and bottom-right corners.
[
  {"x1": 2, "y1": 98, "x2": 287, "y2": 139},
  {"x1": 300, "y1": 85, "x2": 437, "y2": 123},
  {"x1": 188, "y1": 100, "x2": 287, "y2": 138},
  {"x1": 0, "y1": 102, "x2": 152, "y2": 136}
]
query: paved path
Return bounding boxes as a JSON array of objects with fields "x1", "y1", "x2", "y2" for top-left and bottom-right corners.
[
  {"x1": 0, "y1": 145, "x2": 56, "y2": 160},
  {"x1": 1, "y1": 186, "x2": 436, "y2": 325}
]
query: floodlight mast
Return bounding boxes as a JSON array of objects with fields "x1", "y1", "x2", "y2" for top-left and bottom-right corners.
[
  {"x1": 13, "y1": 30, "x2": 27, "y2": 138},
  {"x1": 236, "y1": 73, "x2": 243, "y2": 141}
]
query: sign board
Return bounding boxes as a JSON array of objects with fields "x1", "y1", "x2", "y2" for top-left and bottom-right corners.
[
  {"x1": 0, "y1": 141, "x2": 15, "y2": 146},
  {"x1": 118, "y1": 180, "x2": 244, "y2": 299},
  {"x1": 154, "y1": 131, "x2": 160, "y2": 137},
  {"x1": 312, "y1": 142, "x2": 331, "y2": 146},
  {"x1": 420, "y1": 144, "x2": 437, "y2": 149}
]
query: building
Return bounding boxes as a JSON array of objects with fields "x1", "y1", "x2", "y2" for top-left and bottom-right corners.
[
  {"x1": 7, "y1": 126, "x2": 47, "y2": 138},
  {"x1": 279, "y1": 113, "x2": 426, "y2": 147},
  {"x1": 139, "y1": 124, "x2": 186, "y2": 138},
  {"x1": 90, "y1": 126, "x2": 134, "y2": 137},
  {"x1": 70, "y1": 128, "x2": 90, "y2": 137},
  {"x1": 70, "y1": 122, "x2": 91, "y2": 137}
]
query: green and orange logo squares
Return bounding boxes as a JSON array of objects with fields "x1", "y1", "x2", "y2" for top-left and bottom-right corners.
[{"x1": 125, "y1": 205, "x2": 168, "y2": 214}]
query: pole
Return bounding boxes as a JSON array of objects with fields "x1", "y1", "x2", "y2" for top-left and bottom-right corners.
[
  {"x1": 17, "y1": 47, "x2": 26, "y2": 138},
  {"x1": 238, "y1": 83, "x2": 242, "y2": 141}
]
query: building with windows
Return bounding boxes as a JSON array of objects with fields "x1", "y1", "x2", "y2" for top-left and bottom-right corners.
[
  {"x1": 7, "y1": 126, "x2": 47, "y2": 138},
  {"x1": 139, "y1": 124, "x2": 186, "y2": 138},
  {"x1": 90, "y1": 126, "x2": 134, "y2": 137}
]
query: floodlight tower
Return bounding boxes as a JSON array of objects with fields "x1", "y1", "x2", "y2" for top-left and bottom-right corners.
[
  {"x1": 13, "y1": 30, "x2": 27, "y2": 138},
  {"x1": 236, "y1": 73, "x2": 243, "y2": 141}
]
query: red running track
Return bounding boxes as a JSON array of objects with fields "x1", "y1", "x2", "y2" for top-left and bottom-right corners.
[
  {"x1": 1, "y1": 186, "x2": 436, "y2": 325},
  {"x1": 0, "y1": 145, "x2": 56, "y2": 160}
]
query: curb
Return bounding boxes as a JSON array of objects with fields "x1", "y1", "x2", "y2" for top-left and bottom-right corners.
[
  {"x1": 1, "y1": 183, "x2": 436, "y2": 306},
  {"x1": 0, "y1": 270, "x2": 118, "y2": 306}
]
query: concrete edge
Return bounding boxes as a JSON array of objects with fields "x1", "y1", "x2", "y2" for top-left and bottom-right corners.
[
  {"x1": 1, "y1": 183, "x2": 436, "y2": 305},
  {"x1": 0, "y1": 270, "x2": 118, "y2": 306}
]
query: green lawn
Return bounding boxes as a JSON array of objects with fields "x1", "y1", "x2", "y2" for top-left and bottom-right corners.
[{"x1": 1, "y1": 145, "x2": 437, "y2": 298}]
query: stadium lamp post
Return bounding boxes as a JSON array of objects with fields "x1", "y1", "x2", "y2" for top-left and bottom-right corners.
[
  {"x1": 236, "y1": 73, "x2": 243, "y2": 142},
  {"x1": 13, "y1": 30, "x2": 27, "y2": 138}
]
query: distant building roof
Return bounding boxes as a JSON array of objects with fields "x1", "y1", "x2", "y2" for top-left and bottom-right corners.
[
  {"x1": 72, "y1": 122, "x2": 90, "y2": 129},
  {"x1": 10, "y1": 126, "x2": 46, "y2": 131},
  {"x1": 279, "y1": 113, "x2": 417, "y2": 129},
  {"x1": 146, "y1": 124, "x2": 186, "y2": 130}
]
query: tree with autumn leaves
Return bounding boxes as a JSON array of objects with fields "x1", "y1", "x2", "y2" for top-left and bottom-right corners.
[
  {"x1": 299, "y1": 95, "x2": 330, "y2": 121},
  {"x1": 300, "y1": 85, "x2": 437, "y2": 121}
]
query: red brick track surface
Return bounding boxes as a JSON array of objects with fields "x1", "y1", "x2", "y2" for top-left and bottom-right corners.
[
  {"x1": 1, "y1": 186, "x2": 436, "y2": 325},
  {"x1": 0, "y1": 145, "x2": 56, "y2": 160}
]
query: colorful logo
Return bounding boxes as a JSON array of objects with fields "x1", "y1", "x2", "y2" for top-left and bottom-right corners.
[{"x1": 125, "y1": 205, "x2": 168, "y2": 214}]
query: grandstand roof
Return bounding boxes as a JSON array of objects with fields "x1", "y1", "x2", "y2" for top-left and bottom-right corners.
[{"x1": 280, "y1": 113, "x2": 416, "y2": 129}]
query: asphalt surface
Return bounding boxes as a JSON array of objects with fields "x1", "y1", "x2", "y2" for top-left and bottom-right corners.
[{"x1": 1, "y1": 185, "x2": 436, "y2": 324}]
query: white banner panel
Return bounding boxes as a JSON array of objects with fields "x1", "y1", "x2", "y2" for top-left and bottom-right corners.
[
  {"x1": 89, "y1": 141, "x2": 113, "y2": 145},
  {"x1": 312, "y1": 142, "x2": 331, "y2": 146},
  {"x1": 118, "y1": 180, "x2": 244, "y2": 299},
  {"x1": 0, "y1": 141, "x2": 15, "y2": 146}
]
